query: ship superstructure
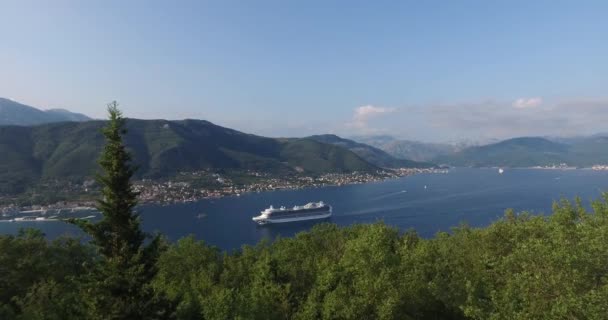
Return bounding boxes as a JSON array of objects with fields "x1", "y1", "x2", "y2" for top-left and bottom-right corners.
[{"x1": 252, "y1": 201, "x2": 332, "y2": 225}]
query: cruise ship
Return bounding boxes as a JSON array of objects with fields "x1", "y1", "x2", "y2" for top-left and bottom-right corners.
[{"x1": 252, "y1": 201, "x2": 332, "y2": 225}]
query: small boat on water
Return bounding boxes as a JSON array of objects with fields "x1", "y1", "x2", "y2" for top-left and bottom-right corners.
[
  {"x1": 499, "y1": 168, "x2": 504, "y2": 174},
  {"x1": 252, "y1": 201, "x2": 332, "y2": 225}
]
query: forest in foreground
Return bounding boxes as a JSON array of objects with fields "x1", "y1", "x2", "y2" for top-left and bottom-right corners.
[
  {"x1": 3, "y1": 105, "x2": 608, "y2": 320},
  {"x1": 3, "y1": 198, "x2": 608, "y2": 319}
]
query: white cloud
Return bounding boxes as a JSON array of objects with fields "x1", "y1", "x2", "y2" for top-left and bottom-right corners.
[
  {"x1": 334, "y1": 98, "x2": 608, "y2": 142},
  {"x1": 348, "y1": 105, "x2": 396, "y2": 130},
  {"x1": 353, "y1": 105, "x2": 396, "y2": 121},
  {"x1": 426, "y1": 98, "x2": 608, "y2": 141},
  {"x1": 512, "y1": 97, "x2": 543, "y2": 109}
]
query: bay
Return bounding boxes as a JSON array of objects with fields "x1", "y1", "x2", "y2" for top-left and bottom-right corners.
[{"x1": 2, "y1": 168, "x2": 608, "y2": 251}]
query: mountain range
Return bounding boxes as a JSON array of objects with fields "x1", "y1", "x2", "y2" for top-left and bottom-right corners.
[
  {"x1": 354, "y1": 134, "x2": 608, "y2": 168},
  {"x1": 351, "y1": 135, "x2": 460, "y2": 162},
  {"x1": 0, "y1": 119, "x2": 382, "y2": 194},
  {"x1": 308, "y1": 135, "x2": 434, "y2": 168},
  {"x1": 4, "y1": 97, "x2": 608, "y2": 197},
  {"x1": 434, "y1": 136, "x2": 608, "y2": 168},
  {"x1": 0, "y1": 98, "x2": 91, "y2": 126},
  {"x1": 0, "y1": 98, "x2": 443, "y2": 196}
]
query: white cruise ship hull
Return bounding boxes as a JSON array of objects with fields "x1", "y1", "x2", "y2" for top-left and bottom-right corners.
[{"x1": 259, "y1": 212, "x2": 332, "y2": 224}]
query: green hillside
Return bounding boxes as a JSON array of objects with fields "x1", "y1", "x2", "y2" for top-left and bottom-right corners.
[
  {"x1": 308, "y1": 134, "x2": 435, "y2": 168},
  {"x1": 0, "y1": 120, "x2": 377, "y2": 194}
]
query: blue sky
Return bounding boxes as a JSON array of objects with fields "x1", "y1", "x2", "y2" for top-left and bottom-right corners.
[{"x1": 1, "y1": 0, "x2": 607, "y2": 142}]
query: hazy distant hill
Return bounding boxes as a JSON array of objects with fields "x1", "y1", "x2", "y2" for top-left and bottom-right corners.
[
  {"x1": 350, "y1": 135, "x2": 397, "y2": 147},
  {"x1": 434, "y1": 137, "x2": 569, "y2": 167},
  {"x1": 0, "y1": 98, "x2": 91, "y2": 126},
  {"x1": 355, "y1": 134, "x2": 608, "y2": 168},
  {"x1": 45, "y1": 108, "x2": 91, "y2": 122},
  {"x1": 352, "y1": 135, "x2": 458, "y2": 162},
  {"x1": 563, "y1": 136, "x2": 608, "y2": 166},
  {"x1": 309, "y1": 134, "x2": 434, "y2": 168},
  {"x1": 0, "y1": 119, "x2": 376, "y2": 194},
  {"x1": 433, "y1": 136, "x2": 608, "y2": 167}
]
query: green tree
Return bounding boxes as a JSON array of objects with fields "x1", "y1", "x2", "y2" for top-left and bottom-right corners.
[
  {"x1": 70, "y1": 102, "x2": 170, "y2": 319},
  {"x1": 0, "y1": 230, "x2": 93, "y2": 319}
]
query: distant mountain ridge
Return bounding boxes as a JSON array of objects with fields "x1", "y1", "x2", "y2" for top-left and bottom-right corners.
[
  {"x1": 434, "y1": 136, "x2": 608, "y2": 167},
  {"x1": 435, "y1": 137, "x2": 568, "y2": 167},
  {"x1": 0, "y1": 119, "x2": 377, "y2": 194},
  {"x1": 308, "y1": 134, "x2": 434, "y2": 168},
  {"x1": 352, "y1": 135, "x2": 459, "y2": 162},
  {"x1": 0, "y1": 98, "x2": 91, "y2": 126},
  {"x1": 45, "y1": 108, "x2": 91, "y2": 122},
  {"x1": 353, "y1": 134, "x2": 608, "y2": 168}
]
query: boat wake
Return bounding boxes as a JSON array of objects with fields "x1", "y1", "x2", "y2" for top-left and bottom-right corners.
[{"x1": 370, "y1": 190, "x2": 408, "y2": 201}]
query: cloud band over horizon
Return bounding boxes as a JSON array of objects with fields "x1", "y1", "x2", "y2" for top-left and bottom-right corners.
[{"x1": 334, "y1": 97, "x2": 608, "y2": 143}]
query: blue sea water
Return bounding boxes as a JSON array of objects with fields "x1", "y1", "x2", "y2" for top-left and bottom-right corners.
[{"x1": 2, "y1": 168, "x2": 608, "y2": 250}]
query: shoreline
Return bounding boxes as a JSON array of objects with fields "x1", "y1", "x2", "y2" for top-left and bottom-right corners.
[
  {"x1": 1, "y1": 168, "x2": 447, "y2": 215},
  {"x1": 6, "y1": 166, "x2": 606, "y2": 215},
  {"x1": 465, "y1": 166, "x2": 606, "y2": 170},
  {"x1": 131, "y1": 168, "x2": 449, "y2": 205}
]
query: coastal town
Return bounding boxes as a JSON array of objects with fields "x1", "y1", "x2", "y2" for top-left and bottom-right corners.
[
  {"x1": 0, "y1": 168, "x2": 447, "y2": 217},
  {"x1": 133, "y1": 168, "x2": 448, "y2": 203}
]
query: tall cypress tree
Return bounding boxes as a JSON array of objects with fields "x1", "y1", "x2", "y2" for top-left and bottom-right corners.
[
  {"x1": 90, "y1": 101, "x2": 143, "y2": 258},
  {"x1": 70, "y1": 102, "x2": 169, "y2": 319}
]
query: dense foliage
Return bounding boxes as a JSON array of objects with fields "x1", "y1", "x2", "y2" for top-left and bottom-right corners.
[
  {"x1": 0, "y1": 229, "x2": 94, "y2": 319},
  {"x1": 3, "y1": 197, "x2": 608, "y2": 319},
  {"x1": 152, "y1": 198, "x2": 608, "y2": 320}
]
